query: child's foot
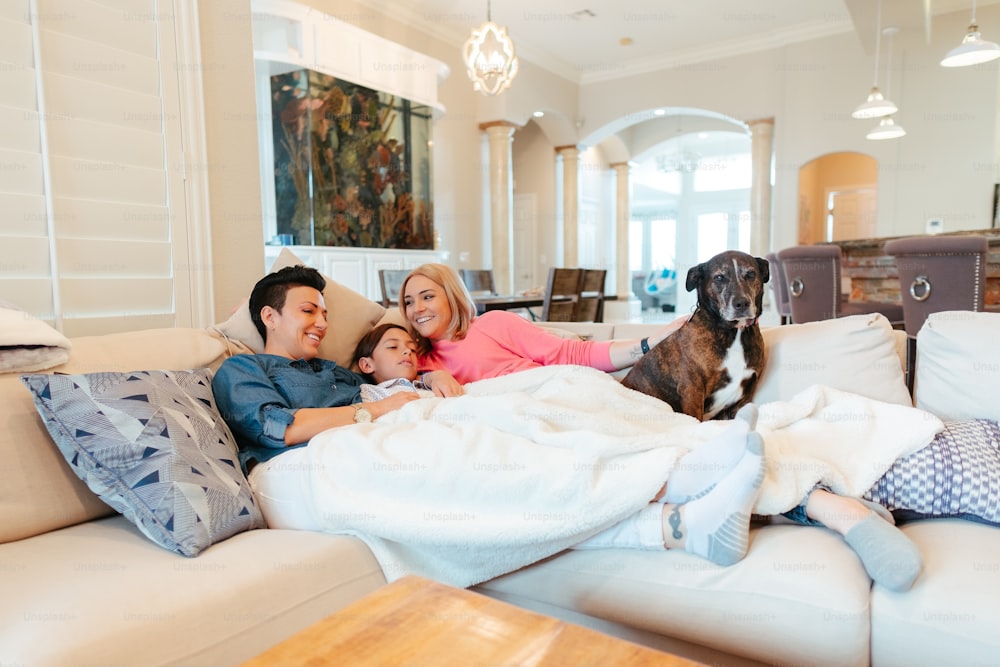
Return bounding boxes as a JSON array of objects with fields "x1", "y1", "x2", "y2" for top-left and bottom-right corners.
[
  {"x1": 663, "y1": 404, "x2": 759, "y2": 503},
  {"x1": 664, "y1": 431, "x2": 766, "y2": 566},
  {"x1": 843, "y1": 513, "x2": 922, "y2": 591}
]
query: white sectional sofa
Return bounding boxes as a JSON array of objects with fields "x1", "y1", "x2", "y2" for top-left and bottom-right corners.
[{"x1": 2, "y1": 266, "x2": 999, "y2": 666}]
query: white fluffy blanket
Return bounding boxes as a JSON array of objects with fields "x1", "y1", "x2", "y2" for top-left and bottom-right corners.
[
  {"x1": 302, "y1": 365, "x2": 942, "y2": 588},
  {"x1": 0, "y1": 301, "x2": 71, "y2": 373}
]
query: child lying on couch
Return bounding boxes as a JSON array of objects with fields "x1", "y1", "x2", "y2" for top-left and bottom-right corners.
[{"x1": 352, "y1": 323, "x2": 434, "y2": 402}]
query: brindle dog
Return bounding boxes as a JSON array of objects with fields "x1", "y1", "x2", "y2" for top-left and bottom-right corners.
[{"x1": 623, "y1": 251, "x2": 770, "y2": 421}]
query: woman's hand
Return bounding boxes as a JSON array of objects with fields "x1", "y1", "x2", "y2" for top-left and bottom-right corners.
[
  {"x1": 422, "y1": 370, "x2": 464, "y2": 397},
  {"x1": 650, "y1": 313, "x2": 690, "y2": 347}
]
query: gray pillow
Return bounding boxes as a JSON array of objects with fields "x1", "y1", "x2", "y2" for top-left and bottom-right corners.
[
  {"x1": 865, "y1": 419, "x2": 1000, "y2": 527},
  {"x1": 21, "y1": 369, "x2": 265, "y2": 556}
]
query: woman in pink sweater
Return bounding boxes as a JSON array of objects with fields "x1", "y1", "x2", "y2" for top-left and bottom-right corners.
[{"x1": 399, "y1": 263, "x2": 683, "y2": 396}]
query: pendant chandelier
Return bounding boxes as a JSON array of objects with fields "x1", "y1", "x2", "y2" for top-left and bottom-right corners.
[{"x1": 463, "y1": 0, "x2": 519, "y2": 96}]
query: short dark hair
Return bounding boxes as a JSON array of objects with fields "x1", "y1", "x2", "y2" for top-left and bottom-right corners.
[
  {"x1": 352, "y1": 323, "x2": 409, "y2": 381},
  {"x1": 249, "y1": 265, "x2": 326, "y2": 343}
]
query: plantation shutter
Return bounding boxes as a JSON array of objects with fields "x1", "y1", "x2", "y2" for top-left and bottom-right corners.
[{"x1": 0, "y1": 0, "x2": 194, "y2": 336}]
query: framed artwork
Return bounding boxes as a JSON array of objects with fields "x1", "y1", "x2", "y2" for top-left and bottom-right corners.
[{"x1": 271, "y1": 69, "x2": 434, "y2": 249}]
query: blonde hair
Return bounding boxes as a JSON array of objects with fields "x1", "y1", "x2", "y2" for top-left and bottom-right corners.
[{"x1": 399, "y1": 263, "x2": 477, "y2": 355}]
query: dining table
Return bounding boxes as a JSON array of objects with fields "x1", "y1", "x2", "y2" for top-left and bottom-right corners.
[{"x1": 472, "y1": 294, "x2": 545, "y2": 312}]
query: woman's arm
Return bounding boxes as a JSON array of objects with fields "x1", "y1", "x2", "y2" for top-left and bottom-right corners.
[
  {"x1": 284, "y1": 392, "x2": 420, "y2": 444},
  {"x1": 213, "y1": 355, "x2": 419, "y2": 449},
  {"x1": 606, "y1": 316, "x2": 688, "y2": 370}
]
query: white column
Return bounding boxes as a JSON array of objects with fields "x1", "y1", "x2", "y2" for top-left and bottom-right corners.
[
  {"x1": 606, "y1": 162, "x2": 640, "y2": 321},
  {"x1": 480, "y1": 122, "x2": 517, "y2": 294},
  {"x1": 556, "y1": 144, "x2": 580, "y2": 266},
  {"x1": 747, "y1": 117, "x2": 774, "y2": 257}
]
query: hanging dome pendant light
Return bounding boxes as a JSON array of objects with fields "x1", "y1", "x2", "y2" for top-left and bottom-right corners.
[
  {"x1": 941, "y1": 0, "x2": 1000, "y2": 67},
  {"x1": 463, "y1": 1, "x2": 519, "y2": 96},
  {"x1": 868, "y1": 27, "x2": 906, "y2": 140},
  {"x1": 853, "y1": 0, "x2": 898, "y2": 119}
]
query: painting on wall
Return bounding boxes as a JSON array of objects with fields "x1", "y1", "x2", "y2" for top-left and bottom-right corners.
[{"x1": 270, "y1": 69, "x2": 434, "y2": 249}]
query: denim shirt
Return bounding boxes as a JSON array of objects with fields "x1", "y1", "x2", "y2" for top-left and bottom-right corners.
[{"x1": 212, "y1": 353, "x2": 363, "y2": 473}]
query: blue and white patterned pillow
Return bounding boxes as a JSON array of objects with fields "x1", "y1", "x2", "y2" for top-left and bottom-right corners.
[
  {"x1": 865, "y1": 419, "x2": 1000, "y2": 527},
  {"x1": 21, "y1": 369, "x2": 265, "y2": 556}
]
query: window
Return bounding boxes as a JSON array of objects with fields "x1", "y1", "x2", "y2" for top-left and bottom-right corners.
[
  {"x1": 0, "y1": 2, "x2": 198, "y2": 335},
  {"x1": 694, "y1": 153, "x2": 752, "y2": 192}
]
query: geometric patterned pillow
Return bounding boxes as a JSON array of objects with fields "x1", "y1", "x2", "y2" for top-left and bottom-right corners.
[
  {"x1": 20, "y1": 369, "x2": 266, "y2": 556},
  {"x1": 864, "y1": 419, "x2": 1000, "y2": 527}
]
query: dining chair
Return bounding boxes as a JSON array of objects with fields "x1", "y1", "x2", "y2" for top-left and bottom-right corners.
[
  {"x1": 540, "y1": 268, "x2": 583, "y2": 322},
  {"x1": 377, "y1": 269, "x2": 410, "y2": 308},
  {"x1": 574, "y1": 269, "x2": 607, "y2": 323},
  {"x1": 776, "y1": 245, "x2": 903, "y2": 325},
  {"x1": 460, "y1": 269, "x2": 497, "y2": 296},
  {"x1": 766, "y1": 252, "x2": 792, "y2": 325},
  {"x1": 884, "y1": 234, "x2": 989, "y2": 392}
]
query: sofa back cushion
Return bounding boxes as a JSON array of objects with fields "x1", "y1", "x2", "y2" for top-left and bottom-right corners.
[
  {"x1": 211, "y1": 248, "x2": 387, "y2": 368},
  {"x1": 755, "y1": 313, "x2": 911, "y2": 407},
  {"x1": 914, "y1": 311, "x2": 1000, "y2": 421},
  {"x1": 0, "y1": 328, "x2": 227, "y2": 544}
]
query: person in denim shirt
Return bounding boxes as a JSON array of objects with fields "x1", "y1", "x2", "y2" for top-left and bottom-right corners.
[{"x1": 212, "y1": 266, "x2": 447, "y2": 476}]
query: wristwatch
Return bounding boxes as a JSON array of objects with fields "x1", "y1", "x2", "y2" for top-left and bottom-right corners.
[{"x1": 353, "y1": 404, "x2": 372, "y2": 423}]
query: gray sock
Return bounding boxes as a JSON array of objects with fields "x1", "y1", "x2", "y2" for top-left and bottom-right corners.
[
  {"x1": 859, "y1": 498, "x2": 895, "y2": 525},
  {"x1": 843, "y1": 513, "x2": 922, "y2": 591}
]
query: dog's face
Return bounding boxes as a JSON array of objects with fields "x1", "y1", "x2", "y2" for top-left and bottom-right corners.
[{"x1": 685, "y1": 251, "x2": 770, "y2": 328}]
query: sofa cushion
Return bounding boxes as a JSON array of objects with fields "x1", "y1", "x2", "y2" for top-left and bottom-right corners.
[
  {"x1": 476, "y1": 524, "x2": 873, "y2": 667},
  {"x1": 865, "y1": 419, "x2": 1000, "y2": 527},
  {"x1": 871, "y1": 519, "x2": 1000, "y2": 666},
  {"x1": 1, "y1": 328, "x2": 228, "y2": 545},
  {"x1": 0, "y1": 516, "x2": 385, "y2": 665},
  {"x1": 212, "y1": 247, "x2": 386, "y2": 368},
  {"x1": 914, "y1": 310, "x2": 1000, "y2": 421},
  {"x1": 755, "y1": 313, "x2": 911, "y2": 406},
  {"x1": 20, "y1": 368, "x2": 265, "y2": 556}
]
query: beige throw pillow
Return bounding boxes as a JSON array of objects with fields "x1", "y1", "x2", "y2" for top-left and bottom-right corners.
[{"x1": 211, "y1": 248, "x2": 386, "y2": 368}]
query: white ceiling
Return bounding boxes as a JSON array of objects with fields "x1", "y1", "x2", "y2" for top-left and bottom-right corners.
[{"x1": 356, "y1": 0, "x2": 1000, "y2": 84}]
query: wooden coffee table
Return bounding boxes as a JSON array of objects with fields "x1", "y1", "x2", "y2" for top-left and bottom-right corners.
[{"x1": 241, "y1": 575, "x2": 703, "y2": 666}]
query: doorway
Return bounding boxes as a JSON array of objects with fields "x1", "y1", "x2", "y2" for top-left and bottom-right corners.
[
  {"x1": 827, "y1": 187, "x2": 877, "y2": 241},
  {"x1": 798, "y1": 152, "x2": 878, "y2": 244}
]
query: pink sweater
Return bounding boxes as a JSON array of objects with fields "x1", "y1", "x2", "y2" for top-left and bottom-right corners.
[{"x1": 418, "y1": 310, "x2": 615, "y2": 384}]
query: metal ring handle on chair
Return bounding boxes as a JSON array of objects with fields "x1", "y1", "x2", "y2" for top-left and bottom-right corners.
[
  {"x1": 909, "y1": 275, "x2": 931, "y2": 302},
  {"x1": 789, "y1": 277, "x2": 804, "y2": 298}
]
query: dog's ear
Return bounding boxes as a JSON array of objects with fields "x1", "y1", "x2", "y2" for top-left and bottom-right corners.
[
  {"x1": 685, "y1": 263, "x2": 704, "y2": 292},
  {"x1": 755, "y1": 256, "x2": 770, "y2": 284}
]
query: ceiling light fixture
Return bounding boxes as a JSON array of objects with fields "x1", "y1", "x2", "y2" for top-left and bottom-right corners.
[
  {"x1": 868, "y1": 27, "x2": 906, "y2": 140},
  {"x1": 852, "y1": 0, "x2": 898, "y2": 120},
  {"x1": 941, "y1": 0, "x2": 1000, "y2": 67},
  {"x1": 866, "y1": 116, "x2": 907, "y2": 140},
  {"x1": 656, "y1": 115, "x2": 701, "y2": 174},
  {"x1": 462, "y1": 0, "x2": 519, "y2": 96}
]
